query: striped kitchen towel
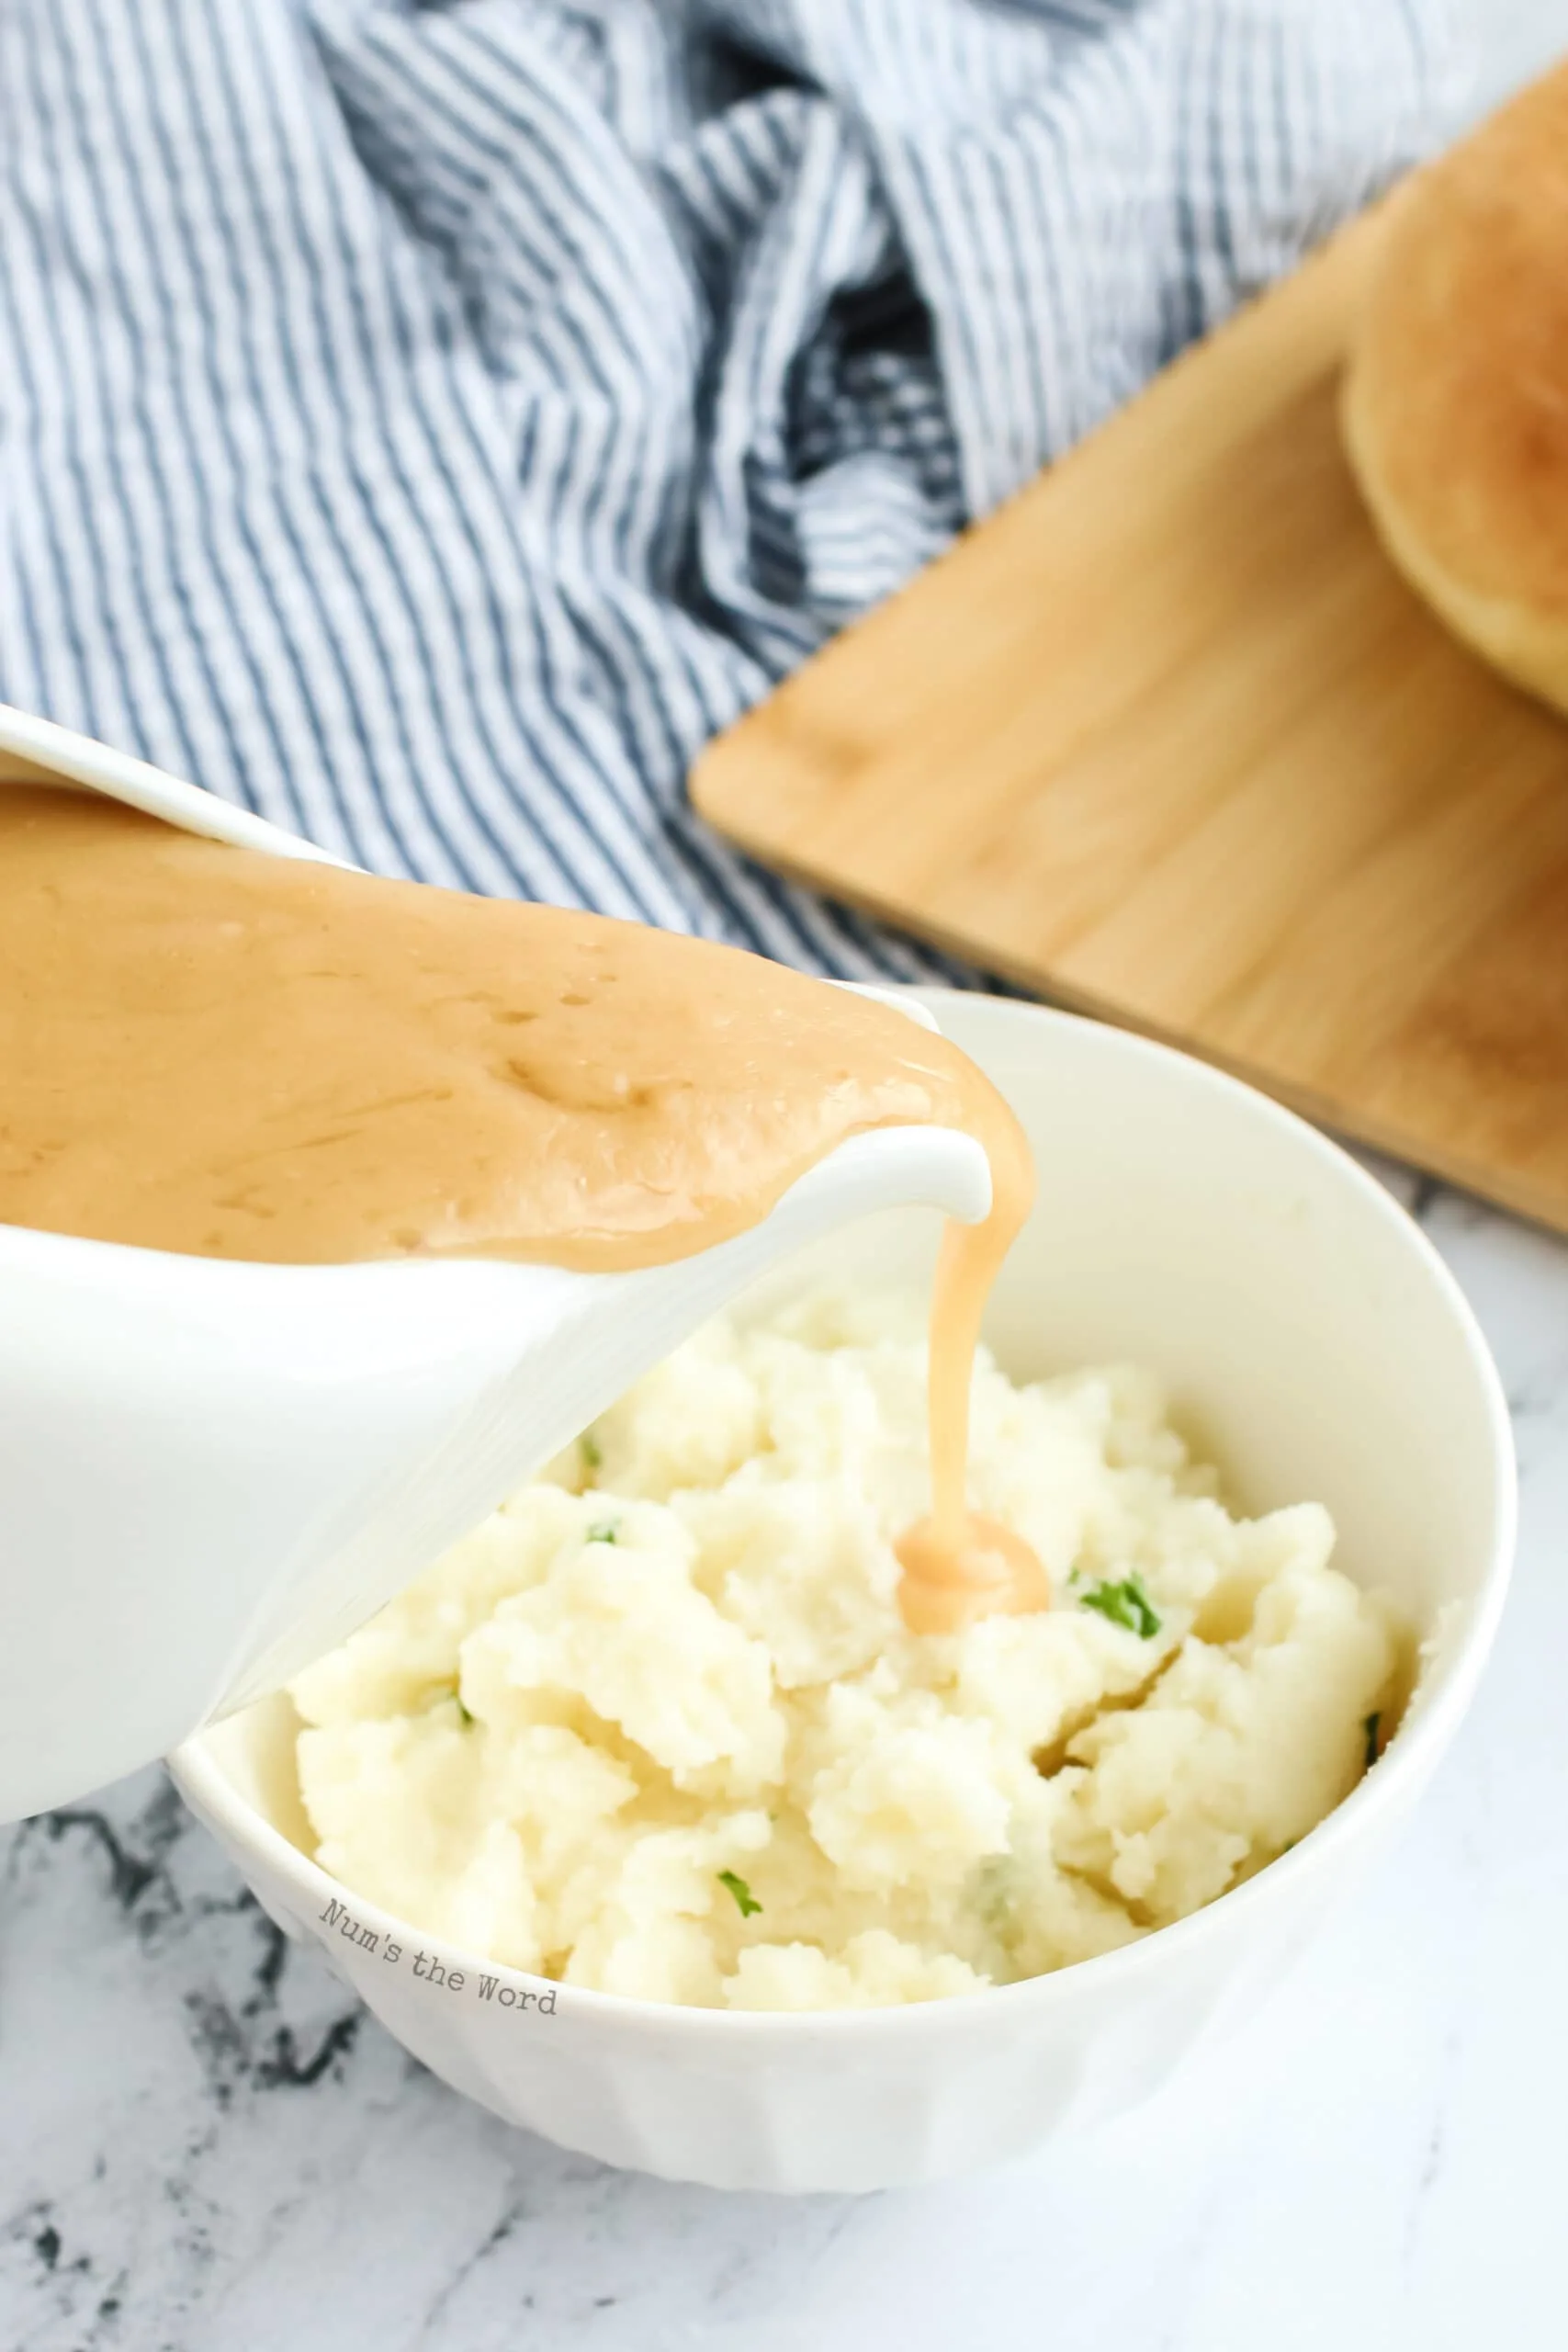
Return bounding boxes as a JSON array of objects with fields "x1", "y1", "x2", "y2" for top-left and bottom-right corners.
[{"x1": 0, "y1": 0, "x2": 1459, "y2": 979}]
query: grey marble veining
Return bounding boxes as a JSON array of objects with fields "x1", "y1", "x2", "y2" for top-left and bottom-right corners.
[
  {"x1": 6, "y1": 9, "x2": 1568, "y2": 2344},
  {"x1": 4, "y1": 1154, "x2": 1565, "y2": 2352}
]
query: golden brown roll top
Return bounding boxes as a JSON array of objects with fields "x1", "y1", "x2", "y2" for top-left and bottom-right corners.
[{"x1": 1342, "y1": 62, "x2": 1568, "y2": 716}]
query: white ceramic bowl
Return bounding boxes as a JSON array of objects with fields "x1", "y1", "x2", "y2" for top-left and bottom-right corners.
[{"x1": 169, "y1": 991, "x2": 1515, "y2": 2195}]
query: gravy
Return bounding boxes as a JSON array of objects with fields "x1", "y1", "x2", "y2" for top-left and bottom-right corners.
[{"x1": 0, "y1": 785, "x2": 1043, "y2": 1631}]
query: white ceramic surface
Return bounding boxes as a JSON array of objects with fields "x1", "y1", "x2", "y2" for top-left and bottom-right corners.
[
  {"x1": 0, "y1": 709, "x2": 990, "y2": 1820},
  {"x1": 170, "y1": 992, "x2": 1515, "y2": 2196},
  {"x1": 6, "y1": 20, "x2": 1559, "y2": 2338}
]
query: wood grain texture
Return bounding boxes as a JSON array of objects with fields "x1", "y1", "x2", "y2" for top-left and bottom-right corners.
[{"x1": 692, "y1": 208, "x2": 1568, "y2": 1234}]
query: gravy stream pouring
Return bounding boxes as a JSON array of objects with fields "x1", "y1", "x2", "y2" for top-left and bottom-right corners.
[{"x1": 1, "y1": 783, "x2": 1044, "y2": 1664}]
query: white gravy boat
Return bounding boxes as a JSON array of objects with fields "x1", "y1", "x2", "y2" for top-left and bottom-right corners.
[{"x1": 0, "y1": 706, "x2": 990, "y2": 1821}]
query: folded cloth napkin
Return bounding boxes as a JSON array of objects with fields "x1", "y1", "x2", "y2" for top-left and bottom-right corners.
[{"x1": 0, "y1": 0, "x2": 1456, "y2": 978}]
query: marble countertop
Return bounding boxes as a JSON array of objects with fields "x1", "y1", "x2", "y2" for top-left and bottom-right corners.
[
  {"x1": 6, "y1": 1160, "x2": 1565, "y2": 2352},
  {"x1": 6, "y1": 13, "x2": 1568, "y2": 2350}
]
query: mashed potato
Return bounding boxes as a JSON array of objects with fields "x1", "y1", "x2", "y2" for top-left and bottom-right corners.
[{"x1": 290, "y1": 1290, "x2": 1400, "y2": 2010}]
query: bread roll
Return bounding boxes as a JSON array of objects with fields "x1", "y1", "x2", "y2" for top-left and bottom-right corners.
[{"x1": 1341, "y1": 63, "x2": 1568, "y2": 715}]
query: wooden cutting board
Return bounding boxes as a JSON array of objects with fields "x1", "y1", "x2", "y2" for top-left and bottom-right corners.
[{"x1": 692, "y1": 206, "x2": 1568, "y2": 1235}]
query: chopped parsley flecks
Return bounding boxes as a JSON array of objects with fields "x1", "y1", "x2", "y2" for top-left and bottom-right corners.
[
  {"x1": 975, "y1": 1855, "x2": 1016, "y2": 1926},
  {"x1": 1363, "y1": 1711, "x2": 1382, "y2": 1771},
  {"x1": 717, "y1": 1870, "x2": 761, "y2": 1918},
  {"x1": 580, "y1": 1432, "x2": 603, "y2": 1472},
  {"x1": 1079, "y1": 1573, "x2": 1161, "y2": 1640},
  {"x1": 587, "y1": 1519, "x2": 620, "y2": 1544}
]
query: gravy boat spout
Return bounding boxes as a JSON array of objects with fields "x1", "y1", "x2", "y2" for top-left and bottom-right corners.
[{"x1": 0, "y1": 707, "x2": 992, "y2": 1820}]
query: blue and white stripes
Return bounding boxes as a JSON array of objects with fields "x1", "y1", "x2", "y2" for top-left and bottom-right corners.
[{"x1": 0, "y1": 0, "x2": 1456, "y2": 978}]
